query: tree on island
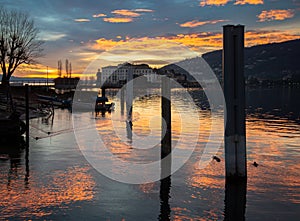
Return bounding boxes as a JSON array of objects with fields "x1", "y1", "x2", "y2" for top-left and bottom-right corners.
[{"x1": 0, "y1": 7, "x2": 43, "y2": 86}]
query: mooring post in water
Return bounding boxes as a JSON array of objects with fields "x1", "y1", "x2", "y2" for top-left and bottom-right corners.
[
  {"x1": 159, "y1": 174, "x2": 171, "y2": 221},
  {"x1": 101, "y1": 87, "x2": 106, "y2": 98},
  {"x1": 161, "y1": 76, "x2": 171, "y2": 159},
  {"x1": 224, "y1": 178, "x2": 247, "y2": 221},
  {"x1": 120, "y1": 87, "x2": 125, "y2": 116},
  {"x1": 126, "y1": 67, "x2": 133, "y2": 123},
  {"x1": 223, "y1": 25, "x2": 246, "y2": 178},
  {"x1": 25, "y1": 84, "x2": 29, "y2": 149}
]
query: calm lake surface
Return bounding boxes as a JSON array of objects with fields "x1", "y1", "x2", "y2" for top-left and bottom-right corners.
[{"x1": 0, "y1": 87, "x2": 299, "y2": 220}]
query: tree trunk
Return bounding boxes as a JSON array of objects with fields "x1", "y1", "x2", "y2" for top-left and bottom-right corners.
[{"x1": 1, "y1": 75, "x2": 10, "y2": 86}]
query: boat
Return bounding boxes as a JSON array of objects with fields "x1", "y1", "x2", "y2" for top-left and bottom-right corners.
[
  {"x1": 95, "y1": 96, "x2": 115, "y2": 112},
  {"x1": 53, "y1": 77, "x2": 80, "y2": 90},
  {"x1": 72, "y1": 96, "x2": 114, "y2": 112},
  {"x1": 0, "y1": 115, "x2": 26, "y2": 142},
  {"x1": 36, "y1": 94, "x2": 72, "y2": 108}
]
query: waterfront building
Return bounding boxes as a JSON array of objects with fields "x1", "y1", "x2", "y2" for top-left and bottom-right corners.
[{"x1": 97, "y1": 63, "x2": 159, "y2": 87}]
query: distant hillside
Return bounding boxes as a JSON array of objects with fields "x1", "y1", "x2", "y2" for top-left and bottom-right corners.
[
  {"x1": 202, "y1": 39, "x2": 300, "y2": 81},
  {"x1": 0, "y1": 75, "x2": 53, "y2": 82}
]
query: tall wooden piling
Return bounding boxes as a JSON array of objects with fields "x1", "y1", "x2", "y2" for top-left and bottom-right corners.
[
  {"x1": 126, "y1": 67, "x2": 133, "y2": 122},
  {"x1": 224, "y1": 178, "x2": 247, "y2": 221},
  {"x1": 161, "y1": 76, "x2": 171, "y2": 159},
  {"x1": 120, "y1": 87, "x2": 125, "y2": 116},
  {"x1": 159, "y1": 175, "x2": 171, "y2": 220},
  {"x1": 223, "y1": 25, "x2": 246, "y2": 178},
  {"x1": 101, "y1": 87, "x2": 106, "y2": 98},
  {"x1": 25, "y1": 84, "x2": 29, "y2": 149}
]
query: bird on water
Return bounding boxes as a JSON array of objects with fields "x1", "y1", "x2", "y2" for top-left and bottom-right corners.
[{"x1": 212, "y1": 156, "x2": 221, "y2": 162}]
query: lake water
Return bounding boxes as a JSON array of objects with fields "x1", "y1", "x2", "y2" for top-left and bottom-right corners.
[{"x1": 0, "y1": 87, "x2": 299, "y2": 220}]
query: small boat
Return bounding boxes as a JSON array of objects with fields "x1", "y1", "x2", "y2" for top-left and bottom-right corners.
[
  {"x1": 0, "y1": 113, "x2": 26, "y2": 143},
  {"x1": 95, "y1": 96, "x2": 114, "y2": 112},
  {"x1": 72, "y1": 96, "x2": 114, "y2": 112},
  {"x1": 37, "y1": 94, "x2": 72, "y2": 108}
]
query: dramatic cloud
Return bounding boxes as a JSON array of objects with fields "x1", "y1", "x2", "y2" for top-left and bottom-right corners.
[
  {"x1": 18, "y1": 30, "x2": 300, "y2": 77},
  {"x1": 235, "y1": 0, "x2": 264, "y2": 5},
  {"x1": 200, "y1": 0, "x2": 263, "y2": 6},
  {"x1": 93, "y1": 13, "x2": 107, "y2": 18},
  {"x1": 3, "y1": 0, "x2": 299, "y2": 78},
  {"x1": 244, "y1": 30, "x2": 300, "y2": 46},
  {"x1": 103, "y1": 9, "x2": 154, "y2": 23},
  {"x1": 112, "y1": 9, "x2": 141, "y2": 17},
  {"x1": 74, "y1": 18, "x2": 91, "y2": 22},
  {"x1": 103, "y1": 17, "x2": 134, "y2": 23},
  {"x1": 93, "y1": 38, "x2": 125, "y2": 50},
  {"x1": 200, "y1": 0, "x2": 230, "y2": 7},
  {"x1": 257, "y1": 9, "x2": 295, "y2": 22},
  {"x1": 180, "y1": 19, "x2": 228, "y2": 28},
  {"x1": 90, "y1": 30, "x2": 300, "y2": 54}
]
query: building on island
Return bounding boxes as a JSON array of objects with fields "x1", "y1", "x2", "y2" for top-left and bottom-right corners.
[{"x1": 97, "y1": 63, "x2": 159, "y2": 87}]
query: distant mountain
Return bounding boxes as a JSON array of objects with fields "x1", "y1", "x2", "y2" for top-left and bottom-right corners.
[
  {"x1": 0, "y1": 75, "x2": 53, "y2": 82},
  {"x1": 202, "y1": 39, "x2": 300, "y2": 81}
]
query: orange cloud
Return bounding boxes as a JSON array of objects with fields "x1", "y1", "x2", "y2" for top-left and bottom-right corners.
[
  {"x1": 103, "y1": 9, "x2": 153, "y2": 23},
  {"x1": 14, "y1": 30, "x2": 300, "y2": 78},
  {"x1": 180, "y1": 19, "x2": 228, "y2": 28},
  {"x1": 103, "y1": 17, "x2": 133, "y2": 23},
  {"x1": 244, "y1": 30, "x2": 300, "y2": 46},
  {"x1": 90, "y1": 30, "x2": 300, "y2": 54},
  {"x1": 257, "y1": 9, "x2": 295, "y2": 22},
  {"x1": 74, "y1": 18, "x2": 90, "y2": 22},
  {"x1": 93, "y1": 13, "x2": 107, "y2": 18},
  {"x1": 112, "y1": 9, "x2": 141, "y2": 17},
  {"x1": 172, "y1": 30, "x2": 300, "y2": 50},
  {"x1": 200, "y1": 0, "x2": 230, "y2": 7},
  {"x1": 235, "y1": 0, "x2": 264, "y2": 5},
  {"x1": 93, "y1": 38, "x2": 125, "y2": 50}
]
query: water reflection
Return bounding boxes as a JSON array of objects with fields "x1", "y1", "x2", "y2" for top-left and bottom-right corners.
[
  {"x1": 0, "y1": 110, "x2": 96, "y2": 219},
  {"x1": 224, "y1": 178, "x2": 247, "y2": 221},
  {"x1": 0, "y1": 87, "x2": 299, "y2": 220},
  {"x1": 159, "y1": 176, "x2": 171, "y2": 221},
  {"x1": 159, "y1": 152, "x2": 172, "y2": 221},
  {"x1": 0, "y1": 165, "x2": 95, "y2": 219}
]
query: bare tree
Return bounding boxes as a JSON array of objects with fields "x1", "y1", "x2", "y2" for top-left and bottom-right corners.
[
  {"x1": 69, "y1": 62, "x2": 72, "y2": 78},
  {"x1": 0, "y1": 7, "x2": 43, "y2": 85},
  {"x1": 58, "y1": 60, "x2": 62, "y2": 77},
  {"x1": 65, "y1": 59, "x2": 69, "y2": 77}
]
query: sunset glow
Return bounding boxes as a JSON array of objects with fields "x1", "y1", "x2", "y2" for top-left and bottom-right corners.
[
  {"x1": 179, "y1": 20, "x2": 228, "y2": 28},
  {"x1": 1, "y1": 0, "x2": 299, "y2": 78},
  {"x1": 103, "y1": 17, "x2": 134, "y2": 23},
  {"x1": 257, "y1": 9, "x2": 295, "y2": 22},
  {"x1": 235, "y1": 0, "x2": 264, "y2": 5},
  {"x1": 200, "y1": 0, "x2": 230, "y2": 7}
]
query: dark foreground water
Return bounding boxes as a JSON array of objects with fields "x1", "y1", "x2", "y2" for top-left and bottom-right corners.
[{"x1": 0, "y1": 87, "x2": 299, "y2": 220}]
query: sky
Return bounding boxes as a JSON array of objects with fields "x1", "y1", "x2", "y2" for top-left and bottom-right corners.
[{"x1": 2, "y1": 0, "x2": 300, "y2": 78}]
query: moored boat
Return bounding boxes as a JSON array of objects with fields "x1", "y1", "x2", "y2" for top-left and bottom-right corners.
[{"x1": 36, "y1": 94, "x2": 72, "y2": 108}]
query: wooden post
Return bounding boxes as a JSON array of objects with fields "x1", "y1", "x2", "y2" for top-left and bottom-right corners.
[
  {"x1": 160, "y1": 76, "x2": 172, "y2": 217},
  {"x1": 25, "y1": 84, "x2": 29, "y2": 149},
  {"x1": 224, "y1": 179, "x2": 247, "y2": 221},
  {"x1": 126, "y1": 67, "x2": 133, "y2": 122},
  {"x1": 159, "y1": 175, "x2": 171, "y2": 221},
  {"x1": 223, "y1": 25, "x2": 246, "y2": 178},
  {"x1": 161, "y1": 76, "x2": 171, "y2": 159},
  {"x1": 120, "y1": 87, "x2": 125, "y2": 116},
  {"x1": 101, "y1": 87, "x2": 106, "y2": 97}
]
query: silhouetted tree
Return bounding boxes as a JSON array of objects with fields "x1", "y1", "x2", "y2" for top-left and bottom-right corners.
[{"x1": 0, "y1": 7, "x2": 43, "y2": 85}]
